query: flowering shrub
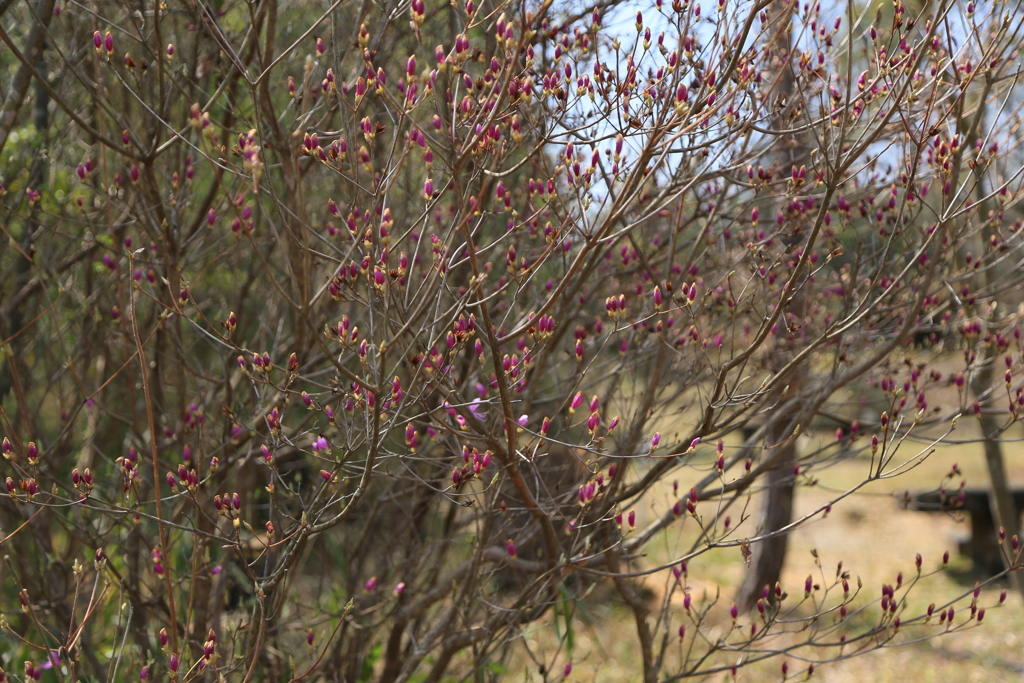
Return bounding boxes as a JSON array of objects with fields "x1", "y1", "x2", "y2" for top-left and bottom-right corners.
[{"x1": 1, "y1": 0, "x2": 1024, "y2": 678}]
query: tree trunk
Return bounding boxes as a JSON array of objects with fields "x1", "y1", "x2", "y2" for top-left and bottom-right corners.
[
  {"x1": 736, "y1": 2, "x2": 806, "y2": 612},
  {"x1": 737, "y1": 435, "x2": 797, "y2": 611}
]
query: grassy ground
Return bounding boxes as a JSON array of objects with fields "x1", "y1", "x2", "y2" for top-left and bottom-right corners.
[{"x1": 510, "y1": 420, "x2": 1024, "y2": 682}]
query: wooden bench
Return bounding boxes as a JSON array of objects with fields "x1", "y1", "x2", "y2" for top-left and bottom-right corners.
[{"x1": 904, "y1": 488, "x2": 1024, "y2": 576}]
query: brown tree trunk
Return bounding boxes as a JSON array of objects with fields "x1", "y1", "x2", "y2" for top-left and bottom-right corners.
[
  {"x1": 736, "y1": 3, "x2": 806, "y2": 612},
  {"x1": 737, "y1": 434, "x2": 797, "y2": 611}
]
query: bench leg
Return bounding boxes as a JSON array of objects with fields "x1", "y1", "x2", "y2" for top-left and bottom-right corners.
[{"x1": 967, "y1": 506, "x2": 1004, "y2": 576}]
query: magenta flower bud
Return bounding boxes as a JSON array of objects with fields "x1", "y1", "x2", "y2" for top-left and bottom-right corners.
[
  {"x1": 169, "y1": 654, "x2": 179, "y2": 673},
  {"x1": 683, "y1": 594, "x2": 691, "y2": 611},
  {"x1": 407, "y1": 55, "x2": 417, "y2": 77},
  {"x1": 93, "y1": 31, "x2": 102, "y2": 49},
  {"x1": 364, "y1": 576, "x2": 378, "y2": 591},
  {"x1": 650, "y1": 432, "x2": 661, "y2": 450},
  {"x1": 231, "y1": 492, "x2": 241, "y2": 510},
  {"x1": 628, "y1": 510, "x2": 636, "y2": 527},
  {"x1": 506, "y1": 539, "x2": 516, "y2": 557},
  {"x1": 518, "y1": 414, "x2": 529, "y2": 428},
  {"x1": 730, "y1": 603, "x2": 738, "y2": 619},
  {"x1": 943, "y1": 550, "x2": 950, "y2": 564},
  {"x1": 395, "y1": 581, "x2": 406, "y2": 596},
  {"x1": 104, "y1": 31, "x2": 113, "y2": 53}
]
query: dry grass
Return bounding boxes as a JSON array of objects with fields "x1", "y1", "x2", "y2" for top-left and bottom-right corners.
[{"x1": 508, "y1": 421, "x2": 1024, "y2": 681}]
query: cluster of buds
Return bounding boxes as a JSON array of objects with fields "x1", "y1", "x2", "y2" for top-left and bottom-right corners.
[
  {"x1": 331, "y1": 316, "x2": 359, "y2": 345},
  {"x1": 879, "y1": 582, "x2": 900, "y2": 614},
  {"x1": 93, "y1": 30, "x2": 114, "y2": 59},
  {"x1": 237, "y1": 129, "x2": 262, "y2": 186},
  {"x1": 71, "y1": 468, "x2": 94, "y2": 497},
  {"x1": 265, "y1": 407, "x2": 281, "y2": 437},
  {"x1": 6, "y1": 477, "x2": 37, "y2": 500},
  {"x1": 409, "y1": 0, "x2": 425, "y2": 24},
  {"x1": 251, "y1": 351, "x2": 272, "y2": 375},
  {"x1": 213, "y1": 492, "x2": 242, "y2": 528},
  {"x1": 451, "y1": 314, "x2": 476, "y2": 344},
  {"x1": 201, "y1": 630, "x2": 217, "y2": 668},
  {"x1": 76, "y1": 158, "x2": 94, "y2": 180},
  {"x1": 448, "y1": 34, "x2": 470, "y2": 70},
  {"x1": 452, "y1": 445, "x2": 492, "y2": 486},
  {"x1": 577, "y1": 477, "x2": 601, "y2": 504},
  {"x1": 301, "y1": 131, "x2": 323, "y2": 159},
  {"x1": 605, "y1": 294, "x2": 627, "y2": 319},
  {"x1": 117, "y1": 447, "x2": 141, "y2": 491},
  {"x1": 614, "y1": 509, "x2": 637, "y2": 529},
  {"x1": 188, "y1": 103, "x2": 214, "y2": 139},
  {"x1": 495, "y1": 13, "x2": 516, "y2": 45},
  {"x1": 24, "y1": 661, "x2": 41, "y2": 681},
  {"x1": 531, "y1": 314, "x2": 555, "y2": 339},
  {"x1": 170, "y1": 462, "x2": 199, "y2": 492},
  {"x1": 311, "y1": 435, "x2": 329, "y2": 454}
]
